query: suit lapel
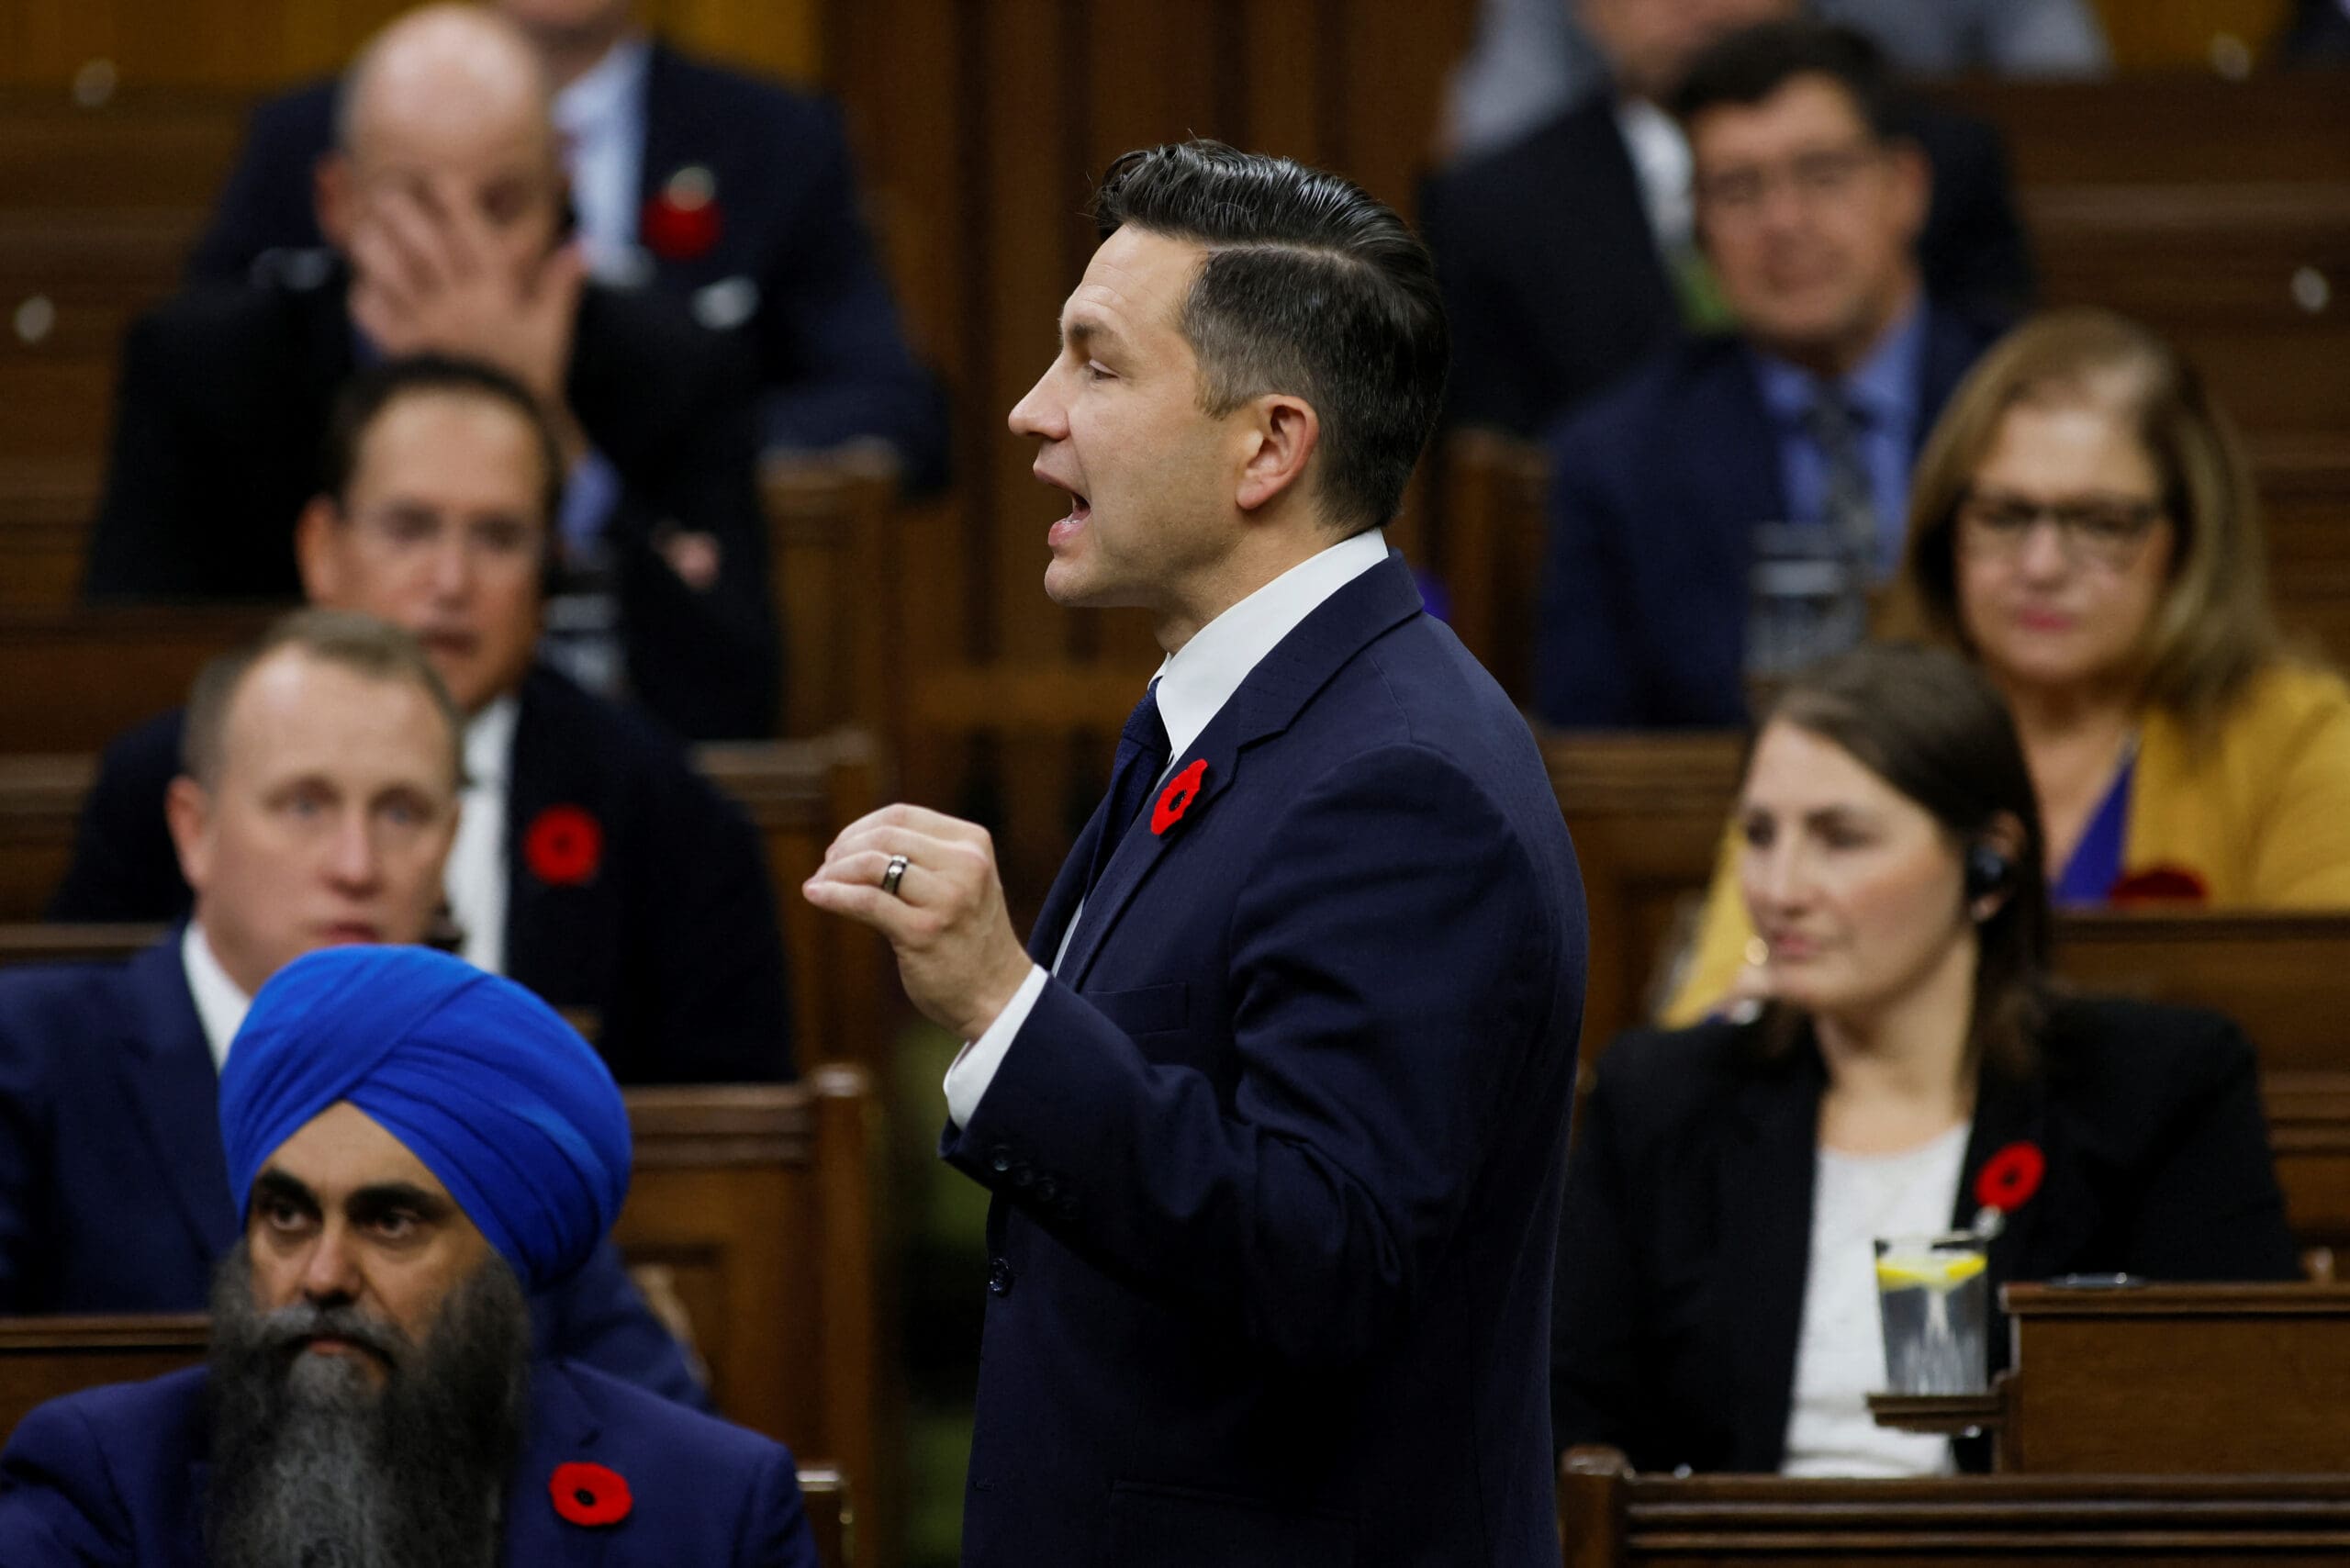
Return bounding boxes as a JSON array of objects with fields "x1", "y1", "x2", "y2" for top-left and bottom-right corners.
[
  {"x1": 501, "y1": 1362, "x2": 610, "y2": 1566},
  {"x1": 1953, "y1": 1064, "x2": 2054, "y2": 1355},
  {"x1": 116, "y1": 932, "x2": 239, "y2": 1259},
  {"x1": 635, "y1": 43, "x2": 686, "y2": 215},
  {"x1": 1718, "y1": 1037, "x2": 1825, "y2": 1471},
  {"x1": 1055, "y1": 554, "x2": 1423, "y2": 991}
]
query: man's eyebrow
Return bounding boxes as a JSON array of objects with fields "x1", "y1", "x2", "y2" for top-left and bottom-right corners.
[
  {"x1": 1060, "y1": 315, "x2": 1121, "y2": 354},
  {"x1": 252, "y1": 1169, "x2": 320, "y2": 1214},
  {"x1": 347, "y1": 1182, "x2": 456, "y2": 1221}
]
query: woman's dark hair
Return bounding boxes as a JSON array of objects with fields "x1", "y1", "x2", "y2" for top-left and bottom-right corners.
[
  {"x1": 1091, "y1": 140, "x2": 1449, "y2": 536},
  {"x1": 1752, "y1": 643, "x2": 2051, "y2": 1081}
]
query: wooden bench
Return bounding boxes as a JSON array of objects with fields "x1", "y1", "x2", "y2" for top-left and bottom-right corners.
[{"x1": 0, "y1": 731, "x2": 891, "y2": 1075}]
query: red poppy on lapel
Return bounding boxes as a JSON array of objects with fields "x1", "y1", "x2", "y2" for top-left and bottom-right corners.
[
  {"x1": 549, "y1": 1461, "x2": 632, "y2": 1527},
  {"x1": 524, "y1": 804, "x2": 604, "y2": 887},
  {"x1": 642, "y1": 165, "x2": 722, "y2": 262},
  {"x1": 2108, "y1": 865, "x2": 2210, "y2": 905},
  {"x1": 1975, "y1": 1140, "x2": 2045, "y2": 1214},
  {"x1": 1152, "y1": 759, "x2": 1208, "y2": 835}
]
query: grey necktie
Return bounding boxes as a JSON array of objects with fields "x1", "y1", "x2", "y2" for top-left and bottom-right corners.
[{"x1": 1803, "y1": 391, "x2": 1883, "y2": 578}]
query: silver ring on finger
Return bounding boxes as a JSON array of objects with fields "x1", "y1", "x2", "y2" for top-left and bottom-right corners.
[{"x1": 880, "y1": 853, "x2": 911, "y2": 898}]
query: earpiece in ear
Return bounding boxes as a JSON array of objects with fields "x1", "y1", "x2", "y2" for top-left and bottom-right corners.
[{"x1": 1964, "y1": 843, "x2": 2015, "y2": 902}]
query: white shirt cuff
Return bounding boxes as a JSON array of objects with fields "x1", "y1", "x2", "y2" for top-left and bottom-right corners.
[{"x1": 944, "y1": 962, "x2": 1048, "y2": 1128}]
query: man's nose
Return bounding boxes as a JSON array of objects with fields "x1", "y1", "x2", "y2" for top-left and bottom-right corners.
[
  {"x1": 1008, "y1": 364, "x2": 1066, "y2": 440},
  {"x1": 323, "y1": 813, "x2": 384, "y2": 890},
  {"x1": 427, "y1": 532, "x2": 474, "y2": 598},
  {"x1": 298, "y1": 1226, "x2": 365, "y2": 1304}
]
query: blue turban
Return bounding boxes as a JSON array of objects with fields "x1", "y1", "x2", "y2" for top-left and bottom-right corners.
[{"x1": 218, "y1": 946, "x2": 631, "y2": 1292}]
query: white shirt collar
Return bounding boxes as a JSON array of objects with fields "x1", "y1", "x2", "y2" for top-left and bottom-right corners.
[
  {"x1": 1153, "y1": 528, "x2": 1389, "y2": 763},
  {"x1": 1615, "y1": 97, "x2": 1694, "y2": 255},
  {"x1": 181, "y1": 921, "x2": 252, "y2": 1077},
  {"x1": 463, "y1": 694, "x2": 521, "y2": 791},
  {"x1": 552, "y1": 33, "x2": 652, "y2": 139}
]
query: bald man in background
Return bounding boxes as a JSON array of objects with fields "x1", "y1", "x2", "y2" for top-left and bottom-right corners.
[{"x1": 85, "y1": 4, "x2": 778, "y2": 741}]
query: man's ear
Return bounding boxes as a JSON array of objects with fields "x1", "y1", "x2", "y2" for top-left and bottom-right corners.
[
  {"x1": 314, "y1": 152, "x2": 354, "y2": 252},
  {"x1": 1235, "y1": 394, "x2": 1320, "y2": 516},
  {"x1": 164, "y1": 775, "x2": 215, "y2": 899},
  {"x1": 294, "y1": 497, "x2": 341, "y2": 605}
]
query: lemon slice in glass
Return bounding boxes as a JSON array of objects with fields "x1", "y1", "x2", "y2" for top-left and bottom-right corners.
[{"x1": 1874, "y1": 1252, "x2": 1988, "y2": 1292}]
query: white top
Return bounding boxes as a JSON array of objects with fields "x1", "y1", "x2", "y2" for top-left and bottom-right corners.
[
  {"x1": 552, "y1": 34, "x2": 653, "y2": 284},
  {"x1": 943, "y1": 528, "x2": 1392, "y2": 1127},
  {"x1": 1615, "y1": 97, "x2": 1694, "y2": 260},
  {"x1": 444, "y1": 695, "x2": 520, "y2": 978},
  {"x1": 181, "y1": 921, "x2": 252, "y2": 1076},
  {"x1": 1782, "y1": 1122, "x2": 1971, "y2": 1478}
]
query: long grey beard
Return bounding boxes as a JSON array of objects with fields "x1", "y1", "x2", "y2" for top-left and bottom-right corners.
[{"x1": 203, "y1": 1242, "x2": 531, "y2": 1568}]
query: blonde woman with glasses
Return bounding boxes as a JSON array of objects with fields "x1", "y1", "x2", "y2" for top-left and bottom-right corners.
[{"x1": 1666, "y1": 308, "x2": 2350, "y2": 1024}]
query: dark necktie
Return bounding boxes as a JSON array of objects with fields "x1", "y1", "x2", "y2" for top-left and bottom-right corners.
[
  {"x1": 1804, "y1": 391, "x2": 1883, "y2": 578},
  {"x1": 1082, "y1": 682, "x2": 1169, "y2": 899}
]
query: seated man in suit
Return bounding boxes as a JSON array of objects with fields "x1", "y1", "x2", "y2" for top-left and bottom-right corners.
[
  {"x1": 1534, "y1": 20, "x2": 2002, "y2": 728},
  {"x1": 1423, "y1": 0, "x2": 2030, "y2": 439},
  {"x1": 86, "y1": 3, "x2": 778, "y2": 741},
  {"x1": 186, "y1": 0, "x2": 947, "y2": 492},
  {"x1": 0, "y1": 610, "x2": 704, "y2": 1408},
  {"x1": 0, "y1": 944, "x2": 816, "y2": 1567},
  {"x1": 50, "y1": 354, "x2": 794, "y2": 1085}
]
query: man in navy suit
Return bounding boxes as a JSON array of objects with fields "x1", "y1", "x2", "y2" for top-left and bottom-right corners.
[
  {"x1": 1534, "y1": 21, "x2": 2002, "y2": 728},
  {"x1": 0, "y1": 610, "x2": 702, "y2": 1406},
  {"x1": 51, "y1": 353, "x2": 794, "y2": 1086},
  {"x1": 807, "y1": 142, "x2": 1586, "y2": 1566},
  {"x1": 1422, "y1": 0, "x2": 2029, "y2": 440},
  {"x1": 0, "y1": 945, "x2": 813, "y2": 1567},
  {"x1": 186, "y1": 0, "x2": 946, "y2": 491}
]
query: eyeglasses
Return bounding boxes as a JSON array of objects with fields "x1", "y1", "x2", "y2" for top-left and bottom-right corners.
[
  {"x1": 1954, "y1": 490, "x2": 2165, "y2": 571},
  {"x1": 1693, "y1": 142, "x2": 1879, "y2": 217}
]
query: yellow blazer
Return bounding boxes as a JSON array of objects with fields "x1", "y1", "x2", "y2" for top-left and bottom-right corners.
[{"x1": 1661, "y1": 661, "x2": 2350, "y2": 1027}]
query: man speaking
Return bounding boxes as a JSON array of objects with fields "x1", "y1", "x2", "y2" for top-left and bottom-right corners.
[{"x1": 806, "y1": 142, "x2": 1586, "y2": 1565}]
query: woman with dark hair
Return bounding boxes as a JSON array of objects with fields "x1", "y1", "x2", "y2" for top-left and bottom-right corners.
[
  {"x1": 1552, "y1": 644, "x2": 2299, "y2": 1477},
  {"x1": 1667, "y1": 308, "x2": 2350, "y2": 1023}
]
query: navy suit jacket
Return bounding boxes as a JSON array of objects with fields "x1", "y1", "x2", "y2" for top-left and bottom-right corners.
[
  {"x1": 45, "y1": 666, "x2": 792, "y2": 1085},
  {"x1": 0, "y1": 933, "x2": 707, "y2": 1409},
  {"x1": 185, "y1": 42, "x2": 947, "y2": 492},
  {"x1": 0, "y1": 1361, "x2": 814, "y2": 1565},
  {"x1": 1421, "y1": 95, "x2": 2032, "y2": 440},
  {"x1": 1553, "y1": 998, "x2": 2300, "y2": 1473},
  {"x1": 1533, "y1": 305, "x2": 1998, "y2": 728},
  {"x1": 940, "y1": 554, "x2": 1587, "y2": 1567}
]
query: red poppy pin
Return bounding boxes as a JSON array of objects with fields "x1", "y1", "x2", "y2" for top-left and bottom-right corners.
[
  {"x1": 642, "y1": 164, "x2": 722, "y2": 262},
  {"x1": 1975, "y1": 1140, "x2": 2045, "y2": 1216},
  {"x1": 549, "y1": 1461, "x2": 632, "y2": 1528},
  {"x1": 2108, "y1": 865, "x2": 2210, "y2": 905},
  {"x1": 1152, "y1": 759, "x2": 1208, "y2": 835},
  {"x1": 524, "y1": 804, "x2": 604, "y2": 887}
]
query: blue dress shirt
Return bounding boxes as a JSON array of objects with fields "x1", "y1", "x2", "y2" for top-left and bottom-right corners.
[{"x1": 1749, "y1": 301, "x2": 1929, "y2": 577}]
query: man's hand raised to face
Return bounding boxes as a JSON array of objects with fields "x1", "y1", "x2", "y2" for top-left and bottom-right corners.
[
  {"x1": 803, "y1": 804, "x2": 1037, "y2": 1044},
  {"x1": 347, "y1": 179, "x2": 586, "y2": 425}
]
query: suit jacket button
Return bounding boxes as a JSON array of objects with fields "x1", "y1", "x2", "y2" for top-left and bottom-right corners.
[
  {"x1": 989, "y1": 1148, "x2": 1013, "y2": 1173},
  {"x1": 987, "y1": 1258, "x2": 1015, "y2": 1296},
  {"x1": 1033, "y1": 1177, "x2": 1058, "y2": 1203}
]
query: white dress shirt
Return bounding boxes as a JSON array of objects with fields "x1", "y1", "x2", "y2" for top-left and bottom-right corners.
[
  {"x1": 181, "y1": 922, "x2": 252, "y2": 1076},
  {"x1": 1782, "y1": 1123, "x2": 1970, "y2": 1477},
  {"x1": 553, "y1": 34, "x2": 653, "y2": 285},
  {"x1": 444, "y1": 696, "x2": 520, "y2": 977},
  {"x1": 1615, "y1": 97, "x2": 1694, "y2": 259},
  {"x1": 943, "y1": 528, "x2": 1391, "y2": 1127}
]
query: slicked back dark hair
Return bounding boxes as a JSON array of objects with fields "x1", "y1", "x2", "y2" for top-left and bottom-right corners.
[
  {"x1": 1091, "y1": 140, "x2": 1449, "y2": 535},
  {"x1": 320, "y1": 353, "x2": 565, "y2": 534},
  {"x1": 1671, "y1": 20, "x2": 1901, "y2": 142}
]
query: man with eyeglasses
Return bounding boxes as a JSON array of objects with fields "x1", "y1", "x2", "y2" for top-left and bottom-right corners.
[
  {"x1": 51, "y1": 355, "x2": 795, "y2": 1088},
  {"x1": 1534, "y1": 20, "x2": 2005, "y2": 729}
]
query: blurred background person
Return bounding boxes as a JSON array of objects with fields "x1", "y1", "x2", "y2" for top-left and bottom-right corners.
[
  {"x1": 186, "y1": 0, "x2": 946, "y2": 491},
  {"x1": 1423, "y1": 0, "x2": 2031, "y2": 441},
  {"x1": 0, "y1": 610, "x2": 705, "y2": 1406},
  {"x1": 1440, "y1": 0, "x2": 2110, "y2": 164},
  {"x1": 1667, "y1": 309, "x2": 2350, "y2": 1022},
  {"x1": 52, "y1": 355, "x2": 795, "y2": 1085},
  {"x1": 1533, "y1": 22, "x2": 2001, "y2": 728},
  {"x1": 83, "y1": 4, "x2": 780, "y2": 742},
  {"x1": 1552, "y1": 643, "x2": 2298, "y2": 1477}
]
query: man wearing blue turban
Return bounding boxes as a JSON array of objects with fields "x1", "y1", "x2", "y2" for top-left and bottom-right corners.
[{"x1": 0, "y1": 946, "x2": 819, "y2": 1568}]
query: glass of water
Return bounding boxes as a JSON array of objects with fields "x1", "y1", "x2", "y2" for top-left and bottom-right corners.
[{"x1": 1874, "y1": 1232, "x2": 1990, "y2": 1394}]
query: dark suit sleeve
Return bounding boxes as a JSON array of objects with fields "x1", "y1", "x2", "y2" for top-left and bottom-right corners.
[
  {"x1": 0, "y1": 1399, "x2": 134, "y2": 1564},
  {"x1": 1550, "y1": 1057, "x2": 1650, "y2": 1460},
  {"x1": 0, "y1": 1002, "x2": 55, "y2": 1313},
  {"x1": 736, "y1": 1446, "x2": 821, "y2": 1568},
  {"x1": 948, "y1": 746, "x2": 1560, "y2": 1369},
  {"x1": 2122, "y1": 1017, "x2": 2301, "y2": 1282},
  {"x1": 45, "y1": 718, "x2": 192, "y2": 923},
  {"x1": 1912, "y1": 110, "x2": 2035, "y2": 324},
  {"x1": 530, "y1": 1239, "x2": 714, "y2": 1412},
  {"x1": 751, "y1": 100, "x2": 948, "y2": 494},
  {"x1": 81, "y1": 309, "x2": 210, "y2": 600},
  {"x1": 1534, "y1": 420, "x2": 1639, "y2": 726}
]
